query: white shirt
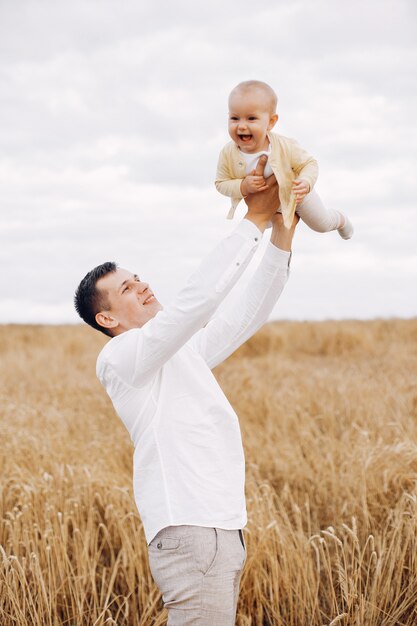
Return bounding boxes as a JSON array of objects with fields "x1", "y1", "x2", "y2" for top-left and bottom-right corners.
[
  {"x1": 240, "y1": 143, "x2": 273, "y2": 178},
  {"x1": 96, "y1": 219, "x2": 291, "y2": 544}
]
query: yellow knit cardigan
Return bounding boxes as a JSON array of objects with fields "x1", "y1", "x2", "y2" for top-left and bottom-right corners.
[{"x1": 215, "y1": 132, "x2": 319, "y2": 227}]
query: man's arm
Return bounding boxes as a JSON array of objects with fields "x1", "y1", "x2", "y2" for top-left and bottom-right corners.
[
  {"x1": 189, "y1": 212, "x2": 298, "y2": 369},
  {"x1": 98, "y1": 175, "x2": 279, "y2": 388}
]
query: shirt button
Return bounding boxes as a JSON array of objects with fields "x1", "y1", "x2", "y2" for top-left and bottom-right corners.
[
  {"x1": 255, "y1": 237, "x2": 258, "y2": 242},
  {"x1": 236, "y1": 262, "x2": 240, "y2": 266},
  {"x1": 157, "y1": 541, "x2": 162, "y2": 549}
]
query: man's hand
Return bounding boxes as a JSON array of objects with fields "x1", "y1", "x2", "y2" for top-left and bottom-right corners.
[
  {"x1": 292, "y1": 178, "x2": 310, "y2": 205},
  {"x1": 270, "y1": 211, "x2": 299, "y2": 252},
  {"x1": 243, "y1": 156, "x2": 280, "y2": 232},
  {"x1": 240, "y1": 172, "x2": 268, "y2": 196}
]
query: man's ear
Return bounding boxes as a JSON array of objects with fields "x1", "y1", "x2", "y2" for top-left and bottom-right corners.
[
  {"x1": 268, "y1": 113, "x2": 278, "y2": 130},
  {"x1": 95, "y1": 311, "x2": 119, "y2": 332}
]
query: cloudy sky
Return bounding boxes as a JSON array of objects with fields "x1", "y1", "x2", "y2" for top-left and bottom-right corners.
[{"x1": 1, "y1": 0, "x2": 416, "y2": 324}]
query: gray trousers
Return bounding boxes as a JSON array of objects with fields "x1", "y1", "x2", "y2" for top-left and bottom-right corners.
[{"x1": 148, "y1": 525, "x2": 247, "y2": 625}]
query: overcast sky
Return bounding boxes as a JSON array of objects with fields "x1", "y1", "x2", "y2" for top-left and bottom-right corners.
[{"x1": 0, "y1": 0, "x2": 416, "y2": 324}]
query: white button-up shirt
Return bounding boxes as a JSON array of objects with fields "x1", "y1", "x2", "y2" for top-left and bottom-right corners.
[{"x1": 96, "y1": 219, "x2": 291, "y2": 544}]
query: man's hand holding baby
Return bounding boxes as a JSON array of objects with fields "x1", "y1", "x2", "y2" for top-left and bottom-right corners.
[
  {"x1": 243, "y1": 156, "x2": 281, "y2": 232},
  {"x1": 240, "y1": 172, "x2": 269, "y2": 196},
  {"x1": 240, "y1": 154, "x2": 271, "y2": 197}
]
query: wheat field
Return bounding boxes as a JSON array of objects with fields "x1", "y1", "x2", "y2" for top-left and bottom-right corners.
[{"x1": 1, "y1": 319, "x2": 417, "y2": 626}]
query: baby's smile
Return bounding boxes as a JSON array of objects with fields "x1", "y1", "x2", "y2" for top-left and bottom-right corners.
[{"x1": 238, "y1": 134, "x2": 252, "y2": 142}]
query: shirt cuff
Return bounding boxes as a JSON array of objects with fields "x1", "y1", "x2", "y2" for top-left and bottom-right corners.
[
  {"x1": 236, "y1": 218, "x2": 263, "y2": 243},
  {"x1": 265, "y1": 240, "x2": 292, "y2": 268}
]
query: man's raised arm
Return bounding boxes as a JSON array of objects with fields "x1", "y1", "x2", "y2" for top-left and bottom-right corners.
[
  {"x1": 189, "y1": 159, "x2": 298, "y2": 368},
  {"x1": 97, "y1": 167, "x2": 281, "y2": 388}
]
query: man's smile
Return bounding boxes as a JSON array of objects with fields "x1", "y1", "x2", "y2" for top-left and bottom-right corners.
[{"x1": 143, "y1": 293, "x2": 155, "y2": 305}]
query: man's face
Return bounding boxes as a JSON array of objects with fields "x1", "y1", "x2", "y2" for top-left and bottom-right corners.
[
  {"x1": 96, "y1": 268, "x2": 162, "y2": 335},
  {"x1": 228, "y1": 89, "x2": 277, "y2": 154}
]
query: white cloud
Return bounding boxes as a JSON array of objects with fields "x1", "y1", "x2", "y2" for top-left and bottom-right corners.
[
  {"x1": 0, "y1": 0, "x2": 416, "y2": 323},
  {"x1": 0, "y1": 299, "x2": 78, "y2": 324}
]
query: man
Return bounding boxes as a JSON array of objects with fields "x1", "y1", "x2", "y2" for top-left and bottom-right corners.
[{"x1": 74, "y1": 158, "x2": 298, "y2": 625}]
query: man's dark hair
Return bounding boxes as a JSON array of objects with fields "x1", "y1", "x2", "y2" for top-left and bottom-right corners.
[{"x1": 74, "y1": 262, "x2": 117, "y2": 336}]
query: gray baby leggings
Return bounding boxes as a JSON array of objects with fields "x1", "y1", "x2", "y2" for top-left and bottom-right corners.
[{"x1": 296, "y1": 188, "x2": 344, "y2": 232}]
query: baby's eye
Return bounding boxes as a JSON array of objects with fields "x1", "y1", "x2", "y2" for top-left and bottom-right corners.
[
  {"x1": 248, "y1": 116, "x2": 257, "y2": 121},
  {"x1": 230, "y1": 116, "x2": 239, "y2": 121}
]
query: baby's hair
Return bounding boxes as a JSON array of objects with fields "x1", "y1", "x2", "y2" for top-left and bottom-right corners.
[{"x1": 229, "y1": 80, "x2": 278, "y2": 114}]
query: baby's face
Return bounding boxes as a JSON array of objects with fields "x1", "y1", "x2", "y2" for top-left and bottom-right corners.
[{"x1": 228, "y1": 89, "x2": 278, "y2": 154}]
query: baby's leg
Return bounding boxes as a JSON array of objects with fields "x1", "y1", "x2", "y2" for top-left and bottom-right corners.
[{"x1": 297, "y1": 189, "x2": 353, "y2": 239}]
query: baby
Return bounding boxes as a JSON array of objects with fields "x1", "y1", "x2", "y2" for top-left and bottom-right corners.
[{"x1": 215, "y1": 80, "x2": 353, "y2": 239}]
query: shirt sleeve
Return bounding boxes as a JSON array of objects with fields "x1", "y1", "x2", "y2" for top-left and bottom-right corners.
[
  {"x1": 188, "y1": 241, "x2": 291, "y2": 369},
  {"x1": 99, "y1": 219, "x2": 262, "y2": 388}
]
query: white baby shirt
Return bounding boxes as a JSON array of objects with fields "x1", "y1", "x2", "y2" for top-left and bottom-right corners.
[{"x1": 239, "y1": 143, "x2": 273, "y2": 178}]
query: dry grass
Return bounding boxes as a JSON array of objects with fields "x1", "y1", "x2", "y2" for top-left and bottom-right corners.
[{"x1": 1, "y1": 319, "x2": 417, "y2": 625}]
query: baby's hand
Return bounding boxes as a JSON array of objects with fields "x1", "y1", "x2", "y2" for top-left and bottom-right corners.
[
  {"x1": 241, "y1": 173, "x2": 269, "y2": 196},
  {"x1": 292, "y1": 178, "x2": 310, "y2": 204}
]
